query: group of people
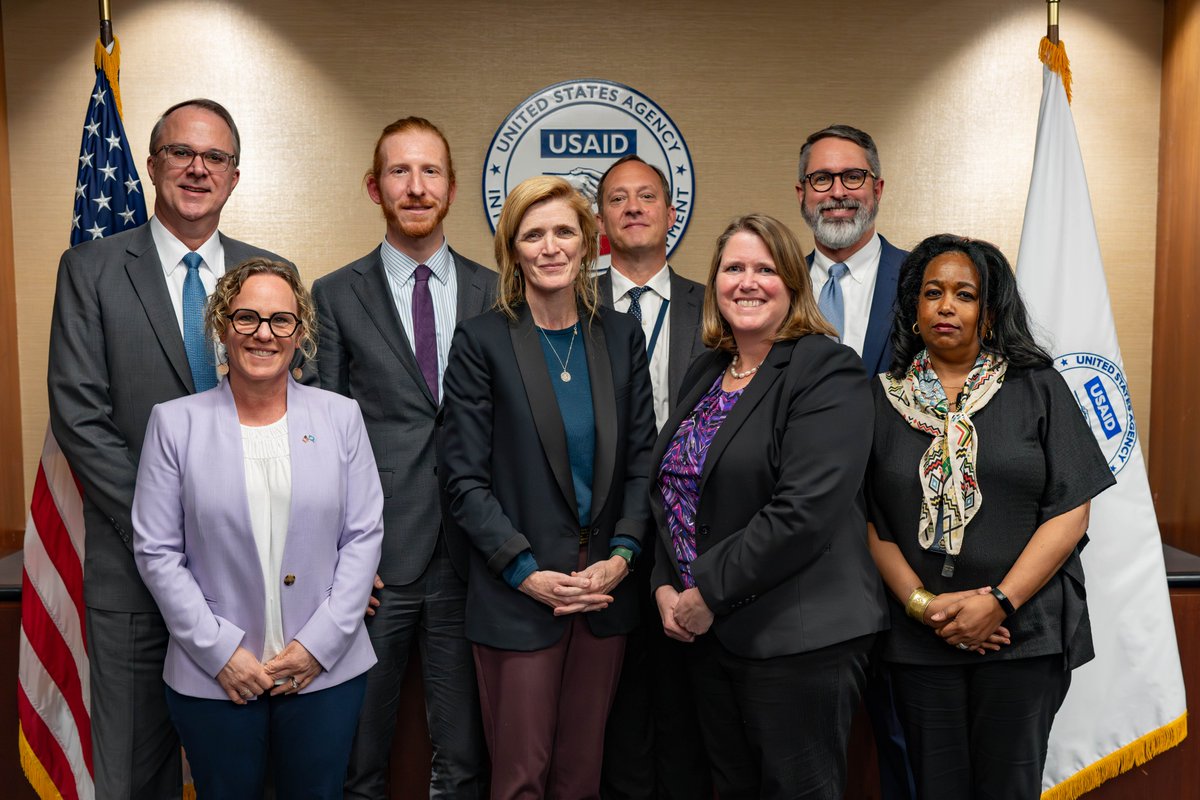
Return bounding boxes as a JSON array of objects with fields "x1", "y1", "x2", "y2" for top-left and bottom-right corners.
[{"x1": 47, "y1": 97, "x2": 1115, "y2": 800}]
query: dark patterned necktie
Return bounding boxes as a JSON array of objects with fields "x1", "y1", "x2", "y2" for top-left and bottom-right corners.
[
  {"x1": 627, "y1": 286, "x2": 647, "y2": 323},
  {"x1": 413, "y1": 264, "x2": 438, "y2": 402}
]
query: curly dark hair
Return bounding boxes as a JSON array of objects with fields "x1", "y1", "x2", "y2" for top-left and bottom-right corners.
[{"x1": 888, "y1": 234, "x2": 1051, "y2": 378}]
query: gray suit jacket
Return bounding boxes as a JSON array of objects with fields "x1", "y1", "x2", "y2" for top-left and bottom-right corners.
[
  {"x1": 312, "y1": 246, "x2": 496, "y2": 585},
  {"x1": 597, "y1": 266, "x2": 707, "y2": 411},
  {"x1": 48, "y1": 222, "x2": 288, "y2": 612}
]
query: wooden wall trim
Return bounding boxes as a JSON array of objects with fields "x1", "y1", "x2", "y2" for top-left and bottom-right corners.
[
  {"x1": 1149, "y1": 0, "x2": 1200, "y2": 553},
  {"x1": 0, "y1": 4, "x2": 26, "y2": 550}
]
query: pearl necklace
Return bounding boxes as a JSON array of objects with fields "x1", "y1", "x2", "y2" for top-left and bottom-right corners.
[{"x1": 727, "y1": 354, "x2": 760, "y2": 379}]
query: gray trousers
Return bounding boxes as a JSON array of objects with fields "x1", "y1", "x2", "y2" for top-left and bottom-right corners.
[{"x1": 86, "y1": 607, "x2": 182, "y2": 800}]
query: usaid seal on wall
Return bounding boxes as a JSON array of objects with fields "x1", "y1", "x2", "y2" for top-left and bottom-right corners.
[
  {"x1": 482, "y1": 79, "x2": 695, "y2": 262},
  {"x1": 1056, "y1": 352, "x2": 1137, "y2": 475}
]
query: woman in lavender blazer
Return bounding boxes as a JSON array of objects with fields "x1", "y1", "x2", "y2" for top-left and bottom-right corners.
[{"x1": 132, "y1": 259, "x2": 383, "y2": 799}]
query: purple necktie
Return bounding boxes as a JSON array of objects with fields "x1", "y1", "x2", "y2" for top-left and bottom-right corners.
[{"x1": 413, "y1": 264, "x2": 438, "y2": 403}]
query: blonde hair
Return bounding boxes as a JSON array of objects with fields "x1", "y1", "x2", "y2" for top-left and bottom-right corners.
[
  {"x1": 701, "y1": 214, "x2": 836, "y2": 352},
  {"x1": 493, "y1": 176, "x2": 599, "y2": 321},
  {"x1": 205, "y1": 258, "x2": 318, "y2": 361}
]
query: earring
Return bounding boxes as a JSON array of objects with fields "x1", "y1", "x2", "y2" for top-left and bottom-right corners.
[
  {"x1": 216, "y1": 362, "x2": 230, "y2": 377},
  {"x1": 292, "y1": 367, "x2": 303, "y2": 380},
  {"x1": 911, "y1": 322, "x2": 920, "y2": 335}
]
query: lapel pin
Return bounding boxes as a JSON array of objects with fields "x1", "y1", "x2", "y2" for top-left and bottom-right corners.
[{"x1": 302, "y1": 434, "x2": 316, "y2": 444}]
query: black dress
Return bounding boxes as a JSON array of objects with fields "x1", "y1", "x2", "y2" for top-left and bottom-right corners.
[{"x1": 866, "y1": 365, "x2": 1116, "y2": 668}]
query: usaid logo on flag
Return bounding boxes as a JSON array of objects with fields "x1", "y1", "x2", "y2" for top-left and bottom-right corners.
[
  {"x1": 482, "y1": 79, "x2": 695, "y2": 267},
  {"x1": 1056, "y1": 352, "x2": 1138, "y2": 474}
]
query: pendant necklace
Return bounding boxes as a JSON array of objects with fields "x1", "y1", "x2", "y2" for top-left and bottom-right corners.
[
  {"x1": 728, "y1": 354, "x2": 760, "y2": 380},
  {"x1": 539, "y1": 323, "x2": 578, "y2": 382}
]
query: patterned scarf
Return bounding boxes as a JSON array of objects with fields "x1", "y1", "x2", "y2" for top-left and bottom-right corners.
[{"x1": 880, "y1": 349, "x2": 1006, "y2": 558}]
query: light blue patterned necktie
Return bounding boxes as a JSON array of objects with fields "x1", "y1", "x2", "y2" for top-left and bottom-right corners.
[
  {"x1": 817, "y1": 261, "x2": 849, "y2": 340},
  {"x1": 182, "y1": 251, "x2": 216, "y2": 391}
]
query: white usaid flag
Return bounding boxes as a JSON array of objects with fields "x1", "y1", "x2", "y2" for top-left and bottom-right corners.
[{"x1": 1016, "y1": 39, "x2": 1187, "y2": 800}]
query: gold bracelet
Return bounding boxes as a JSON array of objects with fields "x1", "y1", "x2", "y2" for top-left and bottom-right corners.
[{"x1": 905, "y1": 588, "x2": 936, "y2": 622}]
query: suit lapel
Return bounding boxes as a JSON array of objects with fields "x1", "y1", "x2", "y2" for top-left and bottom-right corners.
[
  {"x1": 510, "y1": 306, "x2": 578, "y2": 514},
  {"x1": 596, "y1": 270, "x2": 615, "y2": 309},
  {"x1": 283, "y1": 378, "x2": 318, "y2": 574},
  {"x1": 696, "y1": 340, "x2": 793, "y2": 499},
  {"x1": 861, "y1": 236, "x2": 902, "y2": 376},
  {"x1": 667, "y1": 269, "x2": 702, "y2": 408},
  {"x1": 585, "y1": 314, "x2": 616, "y2": 522},
  {"x1": 351, "y1": 251, "x2": 436, "y2": 406},
  {"x1": 452, "y1": 249, "x2": 491, "y2": 324},
  {"x1": 125, "y1": 228, "x2": 195, "y2": 392}
]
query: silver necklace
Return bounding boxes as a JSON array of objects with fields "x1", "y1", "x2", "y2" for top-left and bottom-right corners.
[
  {"x1": 539, "y1": 323, "x2": 578, "y2": 382},
  {"x1": 728, "y1": 354, "x2": 760, "y2": 380}
]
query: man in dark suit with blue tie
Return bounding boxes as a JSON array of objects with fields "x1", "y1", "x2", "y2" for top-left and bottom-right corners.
[
  {"x1": 313, "y1": 117, "x2": 494, "y2": 799},
  {"x1": 797, "y1": 123, "x2": 914, "y2": 800},
  {"x1": 797, "y1": 124, "x2": 905, "y2": 377},
  {"x1": 48, "y1": 98, "x2": 289, "y2": 799}
]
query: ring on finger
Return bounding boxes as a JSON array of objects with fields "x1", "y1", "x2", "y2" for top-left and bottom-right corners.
[
  {"x1": 290, "y1": 677, "x2": 300, "y2": 690},
  {"x1": 956, "y1": 642, "x2": 970, "y2": 651},
  {"x1": 240, "y1": 689, "x2": 253, "y2": 698}
]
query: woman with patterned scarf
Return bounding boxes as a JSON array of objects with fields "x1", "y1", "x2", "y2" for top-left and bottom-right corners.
[{"x1": 865, "y1": 234, "x2": 1115, "y2": 800}]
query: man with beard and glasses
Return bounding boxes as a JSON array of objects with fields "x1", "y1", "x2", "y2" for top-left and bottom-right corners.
[
  {"x1": 797, "y1": 124, "x2": 915, "y2": 800},
  {"x1": 313, "y1": 117, "x2": 494, "y2": 800},
  {"x1": 797, "y1": 124, "x2": 906, "y2": 378}
]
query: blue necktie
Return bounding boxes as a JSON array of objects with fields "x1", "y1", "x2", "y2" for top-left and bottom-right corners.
[
  {"x1": 627, "y1": 286, "x2": 647, "y2": 323},
  {"x1": 182, "y1": 251, "x2": 216, "y2": 392},
  {"x1": 817, "y1": 262, "x2": 849, "y2": 340}
]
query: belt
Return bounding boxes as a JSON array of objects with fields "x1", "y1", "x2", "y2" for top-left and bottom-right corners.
[{"x1": 579, "y1": 527, "x2": 591, "y2": 546}]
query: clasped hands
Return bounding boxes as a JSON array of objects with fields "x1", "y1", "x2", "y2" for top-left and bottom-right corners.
[
  {"x1": 215, "y1": 640, "x2": 322, "y2": 705},
  {"x1": 655, "y1": 585, "x2": 713, "y2": 642},
  {"x1": 923, "y1": 586, "x2": 1012, "y2": 654},
  {"x1": 519, "y1": 555, "x2": 629, "y2": 616}
]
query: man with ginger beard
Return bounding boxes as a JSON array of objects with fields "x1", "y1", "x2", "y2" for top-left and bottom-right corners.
[
  {"x1": 797, "y1": 124, "x2": 905, "y2": 377},
  {"x1": 797, "y1": 124, "x2": 914, "y2": 800},
  {"x1": 313, "y1": 117, "x2": 493, "y2": 799}
]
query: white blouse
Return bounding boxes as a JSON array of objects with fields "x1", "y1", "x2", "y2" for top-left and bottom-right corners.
[{"x1": 241, "y1": 414, "x2": 291, "y2": 662}]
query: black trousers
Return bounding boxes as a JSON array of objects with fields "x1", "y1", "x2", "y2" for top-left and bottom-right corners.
[
  {"x1": 686, "y1": 633, "x2": 874, "y2": 800},
  {"x1": 601, "y1": 573, "x2": 713, "y2": 800},
  {"x1": 890, "y1": 655, "x2": 1071, "y2": 800}
]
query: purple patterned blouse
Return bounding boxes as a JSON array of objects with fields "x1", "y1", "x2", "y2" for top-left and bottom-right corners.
[{"x1": 658, "y1": 374, "x2": 743, "y2": 588}]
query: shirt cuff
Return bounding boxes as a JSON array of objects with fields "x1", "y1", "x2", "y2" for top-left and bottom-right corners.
[
  {"x1": 609, "y1": 535, "x2": 642, "y2": 557},
  {"x1": 502, "y1": 550, "x2": 538, "y2": 590}
]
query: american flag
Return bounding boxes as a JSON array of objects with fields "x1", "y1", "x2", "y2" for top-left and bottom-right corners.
[{"x1": 18, "y1": 37, "x2": 146, "y2": 800}]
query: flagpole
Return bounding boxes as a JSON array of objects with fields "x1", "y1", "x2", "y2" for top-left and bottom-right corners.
[
  {"x1": 98, "y1": 0, "x2": 112, "y2": 47},
  {"x1": 1047, "y1": 0, "x2": 1060, "y2": 45}
]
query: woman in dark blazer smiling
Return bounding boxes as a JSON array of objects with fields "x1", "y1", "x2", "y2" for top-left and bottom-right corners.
[
  {"x1": 439, "y1": 176, "x2": 656, "y2": 799},
  {"x1": 650, "y1": 213, "x2": 888, "y2": 800}
]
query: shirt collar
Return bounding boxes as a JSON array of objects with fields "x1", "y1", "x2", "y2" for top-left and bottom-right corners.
[
  {"x1": 380, "y1": 236, "x2": 453, "y2": 285},
  {"x1": 811, "y1": 232, "x2": 882, "y2": 286},
  {"x1": 152, "y1": 215, "x2": 221, "y2": 277},
  {"x1": 609, "y1": 262, "x2": 672, "y2": 302}
]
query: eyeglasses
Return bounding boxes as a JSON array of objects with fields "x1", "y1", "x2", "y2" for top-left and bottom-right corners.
[
  {"x1": 800, "y1": 169, "x2": 876, "y2": 193},
  {"x1": 156, "y1": 144, "x2": 237, "y2": 172},
  {"x1": 225, "y1": 309, "x2": 301, "y2": 337}
]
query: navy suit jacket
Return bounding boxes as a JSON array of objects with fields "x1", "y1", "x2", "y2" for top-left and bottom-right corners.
[{"x1": 807, "y1": 234, "x2": 906, "y2": 377}]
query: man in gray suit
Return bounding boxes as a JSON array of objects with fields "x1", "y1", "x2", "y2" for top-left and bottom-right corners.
[
  {"x1": 594, "y1": 154, "x2": 711, "y2": 800},
  {"x1": 313, "y1": 117, "x2": 493, "y2": 799},
  {"x1": 48, "y1": 98, "x2": 289, "y2": 799}
]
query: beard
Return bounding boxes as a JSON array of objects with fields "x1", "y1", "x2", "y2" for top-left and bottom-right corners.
[
  {"x1": 382, "y1": 198, "x2": 450, "y2": 240},
  {"x1": 802, "y1": 197, "x2": 878, "y2": 251}
]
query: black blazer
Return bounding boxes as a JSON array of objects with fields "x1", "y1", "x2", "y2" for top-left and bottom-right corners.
[
  {"x1": 438, "y1": 304, "x2": 657, "y2": 651},
  {"x1": 649, "y1": 335, "x2": 888, "y2": 659}
]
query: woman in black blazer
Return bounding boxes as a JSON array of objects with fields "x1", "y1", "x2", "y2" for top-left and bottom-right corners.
[
  {"x1": 439, "y1": 176, "x2": 656, "y2": 800},
  {"x1": 650, "y1": 213, "x2": 888, "y2": 799}
]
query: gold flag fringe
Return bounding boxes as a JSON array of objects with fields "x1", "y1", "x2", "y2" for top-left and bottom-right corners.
[
  {"x1": 1041, "y1": 712, "x2": 1188, "y2": 800},
  {"x1": 93, "y1": 36, "x2": 125, "y2": 119},
  {"x1": 19, "y1": 724, "x2": 64, "y2": 800},
  {"x1": 1039, "y1": 36, "x2": 1073, "y2": 104}
]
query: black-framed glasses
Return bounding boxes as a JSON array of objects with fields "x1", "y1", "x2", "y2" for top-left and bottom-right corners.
[
  {"x1": 800, "y1": 169, "x2": 876, "y2": 193},
  {"x1": 156, "y1": 144, "x2": 237, "y2": 172},
  {"x1": 225, "y1": 309, "x2": 300, "y2": 337}
]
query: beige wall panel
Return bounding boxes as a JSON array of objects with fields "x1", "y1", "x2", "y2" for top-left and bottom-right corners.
[{"x1": 5, "y1": 0, "x2": 1163, "y2": 496}]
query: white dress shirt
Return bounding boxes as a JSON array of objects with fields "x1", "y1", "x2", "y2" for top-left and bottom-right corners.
[
  {"x1": 809, "y1": 233, "x2": 882, "y2": 358},
  {"x1": 610, "y1": 263, "x2": 672, "y2": 430},
  {"x1": 151, "y1": 215, "x2": 225, "y2": 334},
  {"x1": 380, "y1": 237, "x2": 459, "y2": 398},
  {"x1": 241, "y1": 414, "x2": 291, "y2": 663}
]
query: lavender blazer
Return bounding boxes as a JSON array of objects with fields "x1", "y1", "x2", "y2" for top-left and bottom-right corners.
[{"x1": 132, "y1": 377, "x2": 384, "y2": 700}]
